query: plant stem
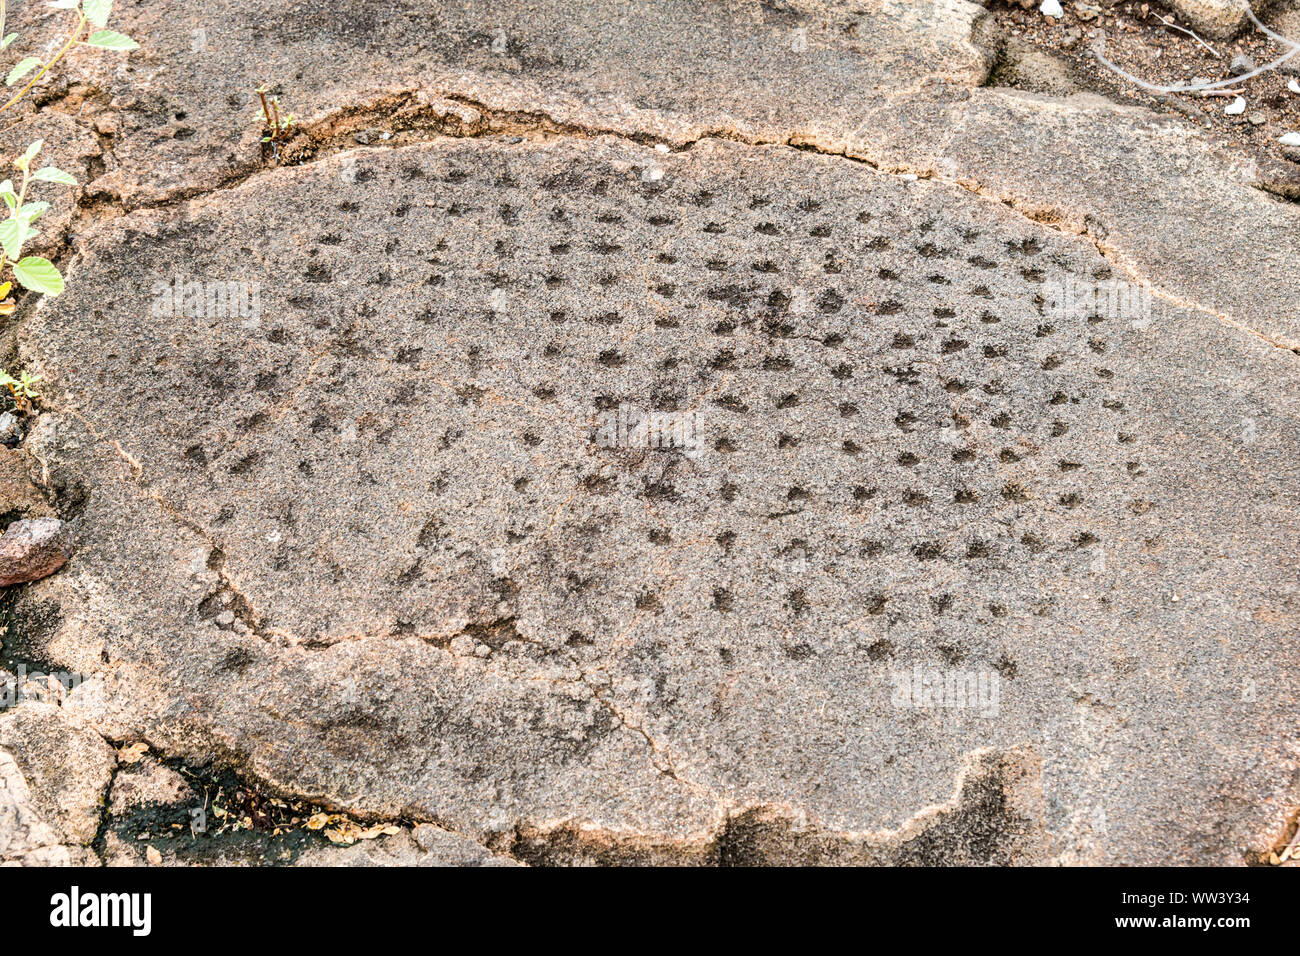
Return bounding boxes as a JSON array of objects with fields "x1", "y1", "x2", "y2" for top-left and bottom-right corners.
[
  {"x1": 0, "y1": 166, "x2": 30, "y2": 283},
  {"x1": 0, "y1": 12, "x2": 86, "y2": 116}
]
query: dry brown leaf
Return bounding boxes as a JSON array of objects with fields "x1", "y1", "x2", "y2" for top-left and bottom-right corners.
[
  {"x1": 324, "y1": 828, "x2": 356, "y2": 845},
  {"x1": 117, "y1": 742, "x2": 149, "y2": 764}
]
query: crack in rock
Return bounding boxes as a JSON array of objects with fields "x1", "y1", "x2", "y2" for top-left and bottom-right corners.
[{"x1": 501, "y1": 746, "x2": 1049, "y2": 866}]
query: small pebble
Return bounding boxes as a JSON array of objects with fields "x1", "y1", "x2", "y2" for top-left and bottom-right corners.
[
  {"x1": 215, "y1": 610, "x2": 235, "y2": 626},
  {"x1": 1229, "y1": 54, "x2": 1256, "y2": 77},
  {"x1": 1224, "y1": 96, "x2": 1246, "y2": 116},
  {"x1": 1074, "y1": 3, "x2": 1100, "y2": 21},
  {"x1": 1040, "y1": 0, "x2": 1064, "y2": 18},
  {"x1": 1248, "y1": 111, "x2": 1266, "y2": 126}
]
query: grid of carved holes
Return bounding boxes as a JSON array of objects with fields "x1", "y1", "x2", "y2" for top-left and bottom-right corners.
[{"x1": 409, "y1": 152, "x2": 1146, "y2": 614}]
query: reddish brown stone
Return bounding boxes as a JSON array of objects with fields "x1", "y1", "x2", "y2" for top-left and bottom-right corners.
[{"x1": 0, "y1": 518, "x2": 72, "y2": 587}]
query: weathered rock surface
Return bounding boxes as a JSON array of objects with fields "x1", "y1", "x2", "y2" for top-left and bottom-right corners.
[
  {"x1": 0, "y1": 749, "x2": 81, "y2": 865},
  {"x1": 33, "y1": 0, "x2": 1296, "y2": 350},
  {"x1": 106, "y1": 755, "x2": 193, "y2": 818},
  {"x1": 294, "y1": 824, "x2": 518, "y2": 867},
  {"x1": 9, "y1": 125, "x2": 1298, "y2": 864},
  {"x1": 0, "y1": 0, "x2": 1295, "y2": 866},
  {"x1": 0, "y1": 703, "x2": 115, "y2": 865},
  {"x1": 42, "y1": 0, "x2": 989, "y2": 208},
  {"x1": 0, "y1": 446, "x2": 53, "y2": 523},
  {"x1": 99, "y1": 755, "x2": 193, "y2": 867},
  {"x1": 993, "y1": 38, "x2": 1080, "y2": 96}
]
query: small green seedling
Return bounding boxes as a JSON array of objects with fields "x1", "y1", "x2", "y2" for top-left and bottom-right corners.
[
  {"x1": 0, "y1": 368, "x2": 40, "y2": 412},
  {"x1": 257, "y1": 85, "x2": 296, "y2": 151}
]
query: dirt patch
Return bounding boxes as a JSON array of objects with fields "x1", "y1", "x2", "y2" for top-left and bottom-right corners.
[
  {"x1": 987, "y1": 2, "x2": 1300, "y2": 180},
  {"x1": 97, "y1": 759, "x2": 392, "y2": 866}
]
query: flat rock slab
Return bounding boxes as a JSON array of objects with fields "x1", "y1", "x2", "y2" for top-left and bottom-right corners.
[
  {"x1": 45, "y1": 0, "x2": 987, "y2": 207},
  {"x1": 14, "y1": 135, "x2": 1299, "y2": 863},
  {"x1": 0, "y1": 703, "x2": 115, "y2": 865},
  {"x1": 42, "y1": 0, "x2": 1300, "y2": 349}
]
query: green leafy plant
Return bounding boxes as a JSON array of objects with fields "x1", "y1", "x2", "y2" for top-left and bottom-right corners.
[
  {"x1": 0, "y1": 368, "x2": 39, "y2": 411},
  {"x1": 1, "y1": 0, "x2": 138, "y2": 115},
  {"x1": 0, "y1": 139, "x2": 76, "y2": 302},
  {"x1": 0, "y1": 0, "x2": 139, "y2": 412},
  {"x1": 0, "y1": 0, "x2": 137, "y2": 302},
  {"x1": 0, "y1": 141, "x2": 76, "y2": 413}
]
